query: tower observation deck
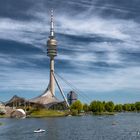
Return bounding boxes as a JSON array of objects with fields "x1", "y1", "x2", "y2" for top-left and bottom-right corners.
[{"x1": 30, "y1": 10, "x2": 69, "y2": 108}]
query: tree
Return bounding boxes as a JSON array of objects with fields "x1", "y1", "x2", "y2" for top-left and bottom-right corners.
[
  {"x1": 105, "y1": 101, "x2": 114, "y2": 112},
  {"x1": 122, "y1": 104, "x2": 131, "y2": 111},
  {"x1": 71, "y1": 109, "x2": 78, "y2": 116},
  {"x1": 90, "y1": 101, "x2": 104, "y2": 113},
  {"x1": 83, "y1": 104, "x2": 89, "y2": 112},
  {"x1": 70, "y1": 100, "x2": 83, "y2": 113},
  {"x1": 130, "y1": 104, "x2": 136, "y2": 111},
  {"x1": 135, "y1": 102, "x2": 140, "y2": 111},
  {"x1": 114, "y1": 104, "x2": 122, "y2": 112}
]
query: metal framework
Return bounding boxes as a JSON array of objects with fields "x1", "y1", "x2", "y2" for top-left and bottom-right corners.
[{"x1": 53, "y1": 72, "x2": 70, "y2": 107}]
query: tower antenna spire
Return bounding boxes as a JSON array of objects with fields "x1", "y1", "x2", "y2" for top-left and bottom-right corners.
[{"x1": 50, "y1": 9, "x2": 55, "y2": 38}]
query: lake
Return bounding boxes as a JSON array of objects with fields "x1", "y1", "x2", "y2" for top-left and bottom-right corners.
[{"x1": 0, "y1": 113, "x2": 140, "y2": 140}]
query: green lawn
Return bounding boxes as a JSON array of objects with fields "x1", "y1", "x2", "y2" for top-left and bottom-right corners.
[
  {"x1": 29, "y1": 109, "x2": 67, "y2": 118},
  {"x1": 0, "y1": 115, "x2": 7, "y2": 118}
]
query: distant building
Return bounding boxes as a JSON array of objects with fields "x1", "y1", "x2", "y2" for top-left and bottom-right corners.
[
  {"x1": 6, "y1": 95, "x2": 27, "y2": 107},
  {"x1": 67, "y1": 91, "x2": 78, "y2": 105},
  {"x1": 6, "y1": 95, "x2": 44, "y2": 109}
]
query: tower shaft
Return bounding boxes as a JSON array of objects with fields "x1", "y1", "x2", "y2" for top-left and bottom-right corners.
[{"x1": 50, "y1": 58, "x2": 55, "y2": 96}]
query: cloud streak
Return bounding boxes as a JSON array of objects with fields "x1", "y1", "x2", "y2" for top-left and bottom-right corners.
[{"x1": 0, "y1": 0, "x2": 140, "y2": 102}]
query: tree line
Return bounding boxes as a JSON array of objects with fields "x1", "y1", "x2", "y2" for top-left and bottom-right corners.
[{"x1": 70, "y1": 100, "x2": 140, "y2": 114}]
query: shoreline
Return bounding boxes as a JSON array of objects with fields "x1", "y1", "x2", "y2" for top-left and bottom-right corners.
[{"x1": 0, "y1": 111, "x2": 140, "y2": 118}]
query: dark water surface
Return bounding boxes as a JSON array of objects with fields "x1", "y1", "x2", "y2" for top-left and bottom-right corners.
[{"x1": 0, "y1": 113, "x2": 140, "y2": 140}]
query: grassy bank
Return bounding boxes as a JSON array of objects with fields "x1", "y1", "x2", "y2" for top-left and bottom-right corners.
[
  {"x1": 29, "y1": 109, "x2": 67, "y2": 118},
  {"x1": 0, "y1": 115, "x2": 7, "y2": 118}
]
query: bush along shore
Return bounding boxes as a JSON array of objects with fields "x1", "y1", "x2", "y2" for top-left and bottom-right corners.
[
  {"x1": 69, "y1": 100, "x2": 140, "y2": 116},
  {"x1": 1, "y1": 100, "x2": 140, "y2": 118}
]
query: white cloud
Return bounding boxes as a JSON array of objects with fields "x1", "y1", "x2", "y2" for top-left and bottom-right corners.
[
  {"x1": 0, "y1": 53, "x2": 38, "y2": 67},
  {"x1": 56, "y1": 15, "x2": 130, "y2": 40},
  {"x1": 0, "y1": 11, "x2": 139, "y2": 48},
  {"x1": 0, "y1": 7, "x2": 140, "y2": 101},
  {"x1": 59, "y1": 66, "x2": 140, "y2": 92},
  {"x1": 0, "y1": 67, "x2": 49, "y2": 91}
]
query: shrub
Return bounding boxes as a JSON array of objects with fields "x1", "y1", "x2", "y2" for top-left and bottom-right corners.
[
  {"x1": 70, "y1": 100, "x2": 83, "y2": 113},
  {"x1": 105, "y1": 101, "x2": 114, "y2": 112},
  {"x1": 114, "y1": 104, "x2": 122, "y2": 112},
  {"x1": 83, "y1": 104, "x2": 89, "y2": 112},
  {"x1": 90, "y1": 101, "x2": 104, "y2": 113},
  {"x1": 71, "y1": 109, "x2": 78, "y2": 116}
]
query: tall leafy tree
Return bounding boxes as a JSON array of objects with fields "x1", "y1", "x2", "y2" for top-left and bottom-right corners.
[
  {"x1": 105, "y1": 101, "x2": 114, "y2": 112},
  {"x1": 123, "y1": 104, "x2": 131, "y2": 111},
  {"x1": 135, "y1": 102, "x2": 140, "y2": 111},
  {"x1": 114, "y1": 104, "x2": 122, "y2": 112},
  {"x1": 90, "y1": 101, "x2": 104, "y2": 113},
  {"x1": 70, "y1": 100, "x2": 83, "y2": 113},
  {"x1": 83, "y1": 104, "x2": 89, "y2": 112}
]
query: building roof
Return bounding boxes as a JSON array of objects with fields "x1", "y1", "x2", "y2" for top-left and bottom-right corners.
[
  {"x1": 5, "y1": 95, "x2": 27, "y2": 105},
  {"x1": 16, "y1": 109, "x2": 26, "y2": 115},
  {"x1": 30, "y1": 89, "x2": 60, "y2": 105}
]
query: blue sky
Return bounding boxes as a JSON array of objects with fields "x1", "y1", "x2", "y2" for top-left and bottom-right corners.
[{"x1": 0, "y1": 0, "x2": 140, "y2": 103}]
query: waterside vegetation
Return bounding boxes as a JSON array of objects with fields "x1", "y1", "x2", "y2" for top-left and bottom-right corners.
[
  {"x1": 29, "y1": 109, "x2": 67, "y2": 118},
  {"x1": 0, "y1": 114, "x2": 7, "y2": 118},
  {"x1": 1, "y1": 100, "x2": 140, "y2": 117},
  {"x1": 70, "y1": 100, "x2": 140, "y2": 116}
]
